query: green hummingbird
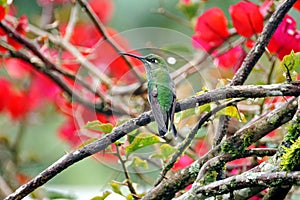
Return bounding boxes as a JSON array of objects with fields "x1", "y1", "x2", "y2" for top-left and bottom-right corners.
[{"x1": 121, "y1": 53, "x2": 177, "y2": 136}]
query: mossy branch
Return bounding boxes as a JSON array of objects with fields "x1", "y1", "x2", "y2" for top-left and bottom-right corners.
[
  {"x1": 142, "y1": 98, "x2": 298, "y2": 200},
  {"x1": 177, "y1": 171, "x2": 300, "y2": 200}
]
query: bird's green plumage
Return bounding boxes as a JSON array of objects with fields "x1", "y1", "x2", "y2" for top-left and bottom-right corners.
[
  {"x1": 148, "y1": 69, "x2": 173, "y2": 111},
  {"x1": 120, "y1": 53, "x2": 177, "y2": 136}
]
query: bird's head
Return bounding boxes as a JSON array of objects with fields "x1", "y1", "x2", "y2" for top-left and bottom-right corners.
[{"x1": 120, "y1": 53, "x2": 168, "y2": 71}]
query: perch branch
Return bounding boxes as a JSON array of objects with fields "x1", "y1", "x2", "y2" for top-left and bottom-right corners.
[{"x1": 4, "y1": 84, "x2": 300, "y2": 200}]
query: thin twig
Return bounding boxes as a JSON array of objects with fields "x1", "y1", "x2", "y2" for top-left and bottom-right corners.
[
  {"x1": 154, "y1": 99, "x2": 242, "y2": 186},
  {"x1": 171, "y1": 32, "x2": 242, "y2": 85},
  {"x1": 5, "y1": 16, "x2": 113, "y2": 88},
  {"x1": 152, "y1": 7, "x2": 192, "y2": 28},
  {"x1": 0, "y1": 21, "x2": 79, "y2": 81},
  {"x1": 196, "y1": 148, "x2": 277, "y2": 183},
  {"x1": 8, "y1": 49, "x2": 117, "y2": 115},
  {"x1": 213, "y1": 115, "x2": 230, "y2": 147},
  {"x1": 177, "y1": 171, "x2": 300, "y2": 200},
  {"x1": 0, "y1": 176, "x2": 12, "y2": 197},
  {"x1": 11, "y1": 119, "x2": 27, "y2": 165},
  {"x1": 0, "y1": 20, "x2": 135, "y2": 116},
  {"x1": 64, "y1": 2, "x2": 79, "y2": 41},
  {"x1": 76, "y1": 0, "x2": 145, "y2": 84},
  {"x1": 0, "y1": 20, "x2": 107, "y2": 98},
  {"x1": 115, "y1": 146, "x2": 139, "y2": 199}
]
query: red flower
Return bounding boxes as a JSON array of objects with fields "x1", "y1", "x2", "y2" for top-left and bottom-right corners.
[
  {"x1": 0, "y1": 6, "x2": 5, "y2": 21},
  {"x1": 293, "y1": 0, "x2": 300, "y2": 11},
  {"x1": 264, "y1": 96, "x2": 290, "y2": 110},
  {"x1": 192, "y1": 8, "x2": 229, "y2": 51},
  {"x1": 172, "y1": 155, "x2": 194, "y2": 171},
  {"x1": 0, "y1": 78, "x2": 10, "y2": 112},
  {"x1": 28, "y1": 72, "x2": 61, "y2": 110},
  {"x1": 268, "y1": 15, "x2": 300, "y2": 59},
  {"x1": 194, "y1": 138, "x2": 210, "y2": 156},
  {"x1": 214, "y1": 45, "x2": 246, "y2": 71},
  {"x1": 230, "y1": 1, "x2": 263, "y2": 38},
  {"x1": 4, "y1": 58, "x2": 32, "y2": 79},
  {"x1": 7, "y1": 88, "x2": 29, "y2": 120},
  {"x1": 60, "y1": 23, "x2": 144, "y2": 83},
  {"x1": 227, "y1": 158, "x2": 251, "y2": 175},
  {"x1": 16, "y1": 173, "x2": 31, "y2": 185},
  {"x1": 89, "y1": 0, "x2": 114, "y2": 23},
  {"x1": 0, "y1": 45, "x2": 7, "y2": 53},
  {"x1": 58, "y1": 117, "x2": 83, "y2": 147},
  {"x1": 105, "y1": 50, "x2": 144, "y2": 83},
  {"x1": 180, "y1": 0, "x2": 192, "y2": 5},
  {"x1": 60, "y1": 23, "x2": 102, "y2": 48}
]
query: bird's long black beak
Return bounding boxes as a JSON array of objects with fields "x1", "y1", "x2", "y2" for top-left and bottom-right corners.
[{"x1": 119, "y1": 52, "x2": 145, "y2": 60}]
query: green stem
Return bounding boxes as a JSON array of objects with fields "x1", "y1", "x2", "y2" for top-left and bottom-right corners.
[
  {"x1": 115, "y1": 146, "x2": 139, "y2": 199},
  {"x1": 11, "y1": 119, "x2": 27, "y2": 165}
]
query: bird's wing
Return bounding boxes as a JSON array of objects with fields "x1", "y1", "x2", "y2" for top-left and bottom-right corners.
[
  {"x1": 169, "y1": 93, "x2": 177, "y2": 136},
  {"x1": 149, "y1": 87, "x2": 168, "y2": 135}
]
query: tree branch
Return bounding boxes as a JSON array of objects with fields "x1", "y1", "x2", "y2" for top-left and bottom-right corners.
[
  {"x1": 177, "y1": 171, "x2": 300, "y2": 200},
  {"x1": 142, "y1": 97, "x2": 298, "y2": 200},
  {"x1": 4, "y1": 15, "x2": 113, "y2": 88},
  {"x1": 195, "y1": 148, "x2": 277, "y2": 183},
  {"x1": 217, "y1": 0, "x2": 297, "y2": 175},
  {"x1": 0, "y1": 19, "x2": 135, "y2": 116},
  {"x1": 7, "y1": 49, "x2": 118, "y2": 115},
  {"x1": 4, "y1": 85, "x2": 299, "y2": 200}
]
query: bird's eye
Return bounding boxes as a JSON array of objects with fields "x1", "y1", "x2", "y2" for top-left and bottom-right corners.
[{"x1": 148, "y1": 58, "x2": 158, "y2": 63}]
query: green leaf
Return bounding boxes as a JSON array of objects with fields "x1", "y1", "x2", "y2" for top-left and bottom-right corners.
[
  {"x1": 0, "y1": 0, "x2": 6, "y2": 6},
  {"x1": 126, "y1": 194, "x2": 133, "y2": 200},
  {"x1": 174, "y1": 108, "x2": 195, "y2": 123},
  {"x1": 109, "y1": 182, "x2": 122, "y2": 195},
  {"x1": 196, "y1": 128, "x2": 207, "y2": 138},
  {"x1": 195, "y1": 103, "x2": 211, "y2": 114},
  {"x1": 125, "y1": 133, "x2": 165, "y2": 155},
  {"x1": 85, "y1": 120, "x2": 114, "y2": 133},
  {"x1": 128, "y1": 129, "x2": 139, "y2": 144},
  {"x1": 129, "y1": 157, "x2": 149, "y2": 169},
  {"x1": 160, "y1": 144, "x2": 177, "y2": 159},
  {"x1": 281, "y1": 50, "x2": 300, "y2": 73},
  {"x1": 44, "y1": 189, "x2": 76, "y2": 200},
  {"x1": 91, "y1": 191, "x2": 111, "y2": 200},
  {"x1": 218, "y1": 106, "x2": 246, "y2": 122}
]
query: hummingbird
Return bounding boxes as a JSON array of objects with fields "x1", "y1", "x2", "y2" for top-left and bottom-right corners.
[{"x1": 121, "y1": 53, "x2": 177, "y2": 136}]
